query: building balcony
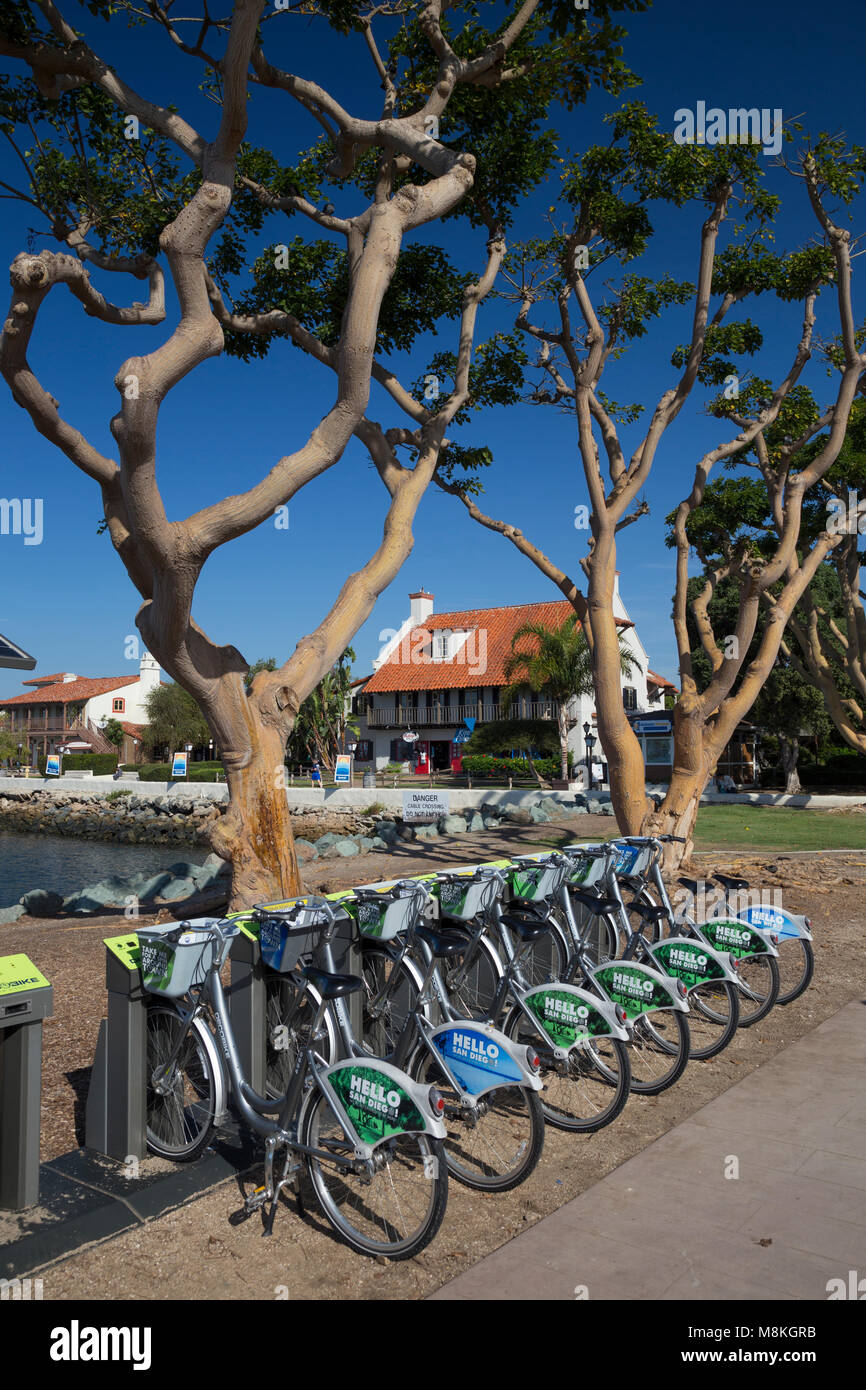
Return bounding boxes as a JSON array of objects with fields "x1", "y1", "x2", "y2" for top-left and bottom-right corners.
[{"x1": 366, "y1": 700, "x2": 559, "y2": 728}]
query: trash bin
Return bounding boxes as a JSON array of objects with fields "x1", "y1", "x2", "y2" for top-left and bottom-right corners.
[{"x1": 362, "y1": 769, "x2": 376, "y2": 788}]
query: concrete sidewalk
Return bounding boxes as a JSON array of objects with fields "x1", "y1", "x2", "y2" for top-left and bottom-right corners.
[{"x1": 430, "y1": 1000, "x2": 866, "y2": 1301}]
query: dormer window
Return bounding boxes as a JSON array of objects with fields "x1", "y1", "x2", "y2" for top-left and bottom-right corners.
[{"x1": 433, "y1": 631, "x2": 451, "y2": 660}]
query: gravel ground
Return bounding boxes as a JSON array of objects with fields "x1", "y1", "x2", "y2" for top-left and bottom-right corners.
[{"x1": 2, "y1": 816, "x2": 865, "y2": 1301}]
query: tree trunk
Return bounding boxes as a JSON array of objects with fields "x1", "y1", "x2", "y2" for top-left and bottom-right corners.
[
  {"x1": 780, "y1": 736, "x2": 801, "y2": 795},
  {"x1": 526, "y1": 751, "x2": 551, "y2": 790},
  {"x1": 209, "y1": 716, "x2": 301, "y2": 911},
  {"x1": 640, "y1": 693, "x2": 709, "y2": 870},
  {"x1": 558, "y1": 707, "x2": 569, "y2": 783}
]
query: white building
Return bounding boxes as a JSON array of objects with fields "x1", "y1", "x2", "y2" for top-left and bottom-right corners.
[
  {"x1": 353, "y1": 582, "x2": 675, "y2": 777},
  {"x1": 0, "y1": 651, "x2": 163, "y2": 763}
]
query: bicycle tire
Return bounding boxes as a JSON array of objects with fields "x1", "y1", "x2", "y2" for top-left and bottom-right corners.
[
  {"x1": 409, "y1": 1043, "x2": 545, "y2": 1191},
  {"x1": 733, "y1": 953, "x2": 780, "y2": 1027},
  {"x1": 360, "y1": 943, "x2": 427, "y2": 1057},
  {"x1": 502, "y1": 1005, "x2": 631, "y2": 1132},
  {"x1": 301, "y1": 1089, "x2": 448, "y2": 1260},
  {"x1": 145, "y1": 1004, "x2": 217, "y2": 1161},
  {"x1": 685, "y1": 980, "x2": 740, "y2": 1060},
  {"x1": 621, "y1": 884, "x2": 665, "y2": 948},
  {"x1": 264, "y1": 973, "x2": 336, "y2": 1099},
  {"x1": 439, "y1": 930, "x2": 504, "y2": 1022},
  {"x1": 504, "y1": 910, "x2": 571, "y2": 988},
  {"x1": 562, "y1": 893, "x2": 621, "y2": 965},
  {"x1": 626, "y1": 1009, "x2": 690, "y2": 1095},
  {"x1": 776, "y1": 938, "x2": 814, "y2": 1005}
]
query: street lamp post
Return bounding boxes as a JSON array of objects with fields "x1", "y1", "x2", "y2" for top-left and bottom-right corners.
[{"x1": 583, "y1": 721, "x2": 596, "y2": 792}]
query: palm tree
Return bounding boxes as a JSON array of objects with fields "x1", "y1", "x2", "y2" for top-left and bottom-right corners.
[{"x1": 503, "y1": 616, "x2": 638, "y2": 783}]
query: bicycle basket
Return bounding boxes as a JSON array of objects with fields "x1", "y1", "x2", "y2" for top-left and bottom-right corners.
[
  {"x1": 561, "y1": 844, "x2": 608, "y2": 888},
  {"x1": 434, "y1": 870, "x2": 501, "y2": 920},
  {"x1": 507, "y1": 855, "x2": 563, "y2": 902},
  {"x1": 138, "y1": 918, "x2": 238, "y2": 998},
  {"x1": 611, "y1": 840, "x2": 653, "y2": 879},
  {"x1": 254, "y1": 899, "x2": 333, "y2": 973},
  {"x1": 346, "y1": 884, "x2": 419, "y2": 941}
]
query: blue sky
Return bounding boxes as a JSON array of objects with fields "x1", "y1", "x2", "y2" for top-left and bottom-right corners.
[{"x1": 1, "y1": 0, "x2": 864, "y2": 698}]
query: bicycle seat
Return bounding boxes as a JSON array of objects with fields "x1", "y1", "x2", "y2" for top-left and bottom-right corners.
[
  {"x1": 567, "y1": 886, "x2": 620, "y2": 915},
  {"x1": 629, "y1": 900, "x2": 669, "y2": 922},
  {"x1": 715, "y1": 874, "x2": 750, "y2": 892},
  {"x1": 300, "y1": 965, "x2": 364, "y2": 999},
  {"x1": 499, "y1": 913, "x2": 551, "y2": 941},
  {"x1": 415, "y1": 923, "x2": 472, "y2": 958},
  {"x1": 509, "y1": 897, "x2": 551, "y2": 917}
]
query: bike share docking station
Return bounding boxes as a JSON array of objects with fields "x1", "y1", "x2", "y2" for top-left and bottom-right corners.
[
  {"x1": 0, "y1": 954, "x2": 53, "y2": 1210},
  {"x1": 85, "y1": 905, "x2": 363, "y2": 1162}
]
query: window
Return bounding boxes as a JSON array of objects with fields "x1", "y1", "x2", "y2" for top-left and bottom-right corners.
[
  {"x1": 623, "y1": 687, "x2": 637, "y2": 711},
  {"x1": 644, "y1": 736, "x2": 673, "y2": 765},
  {"x1": 112, "y1": 697, "x2": 125, "y2": 713},
  {"x1": 354, "y1": 740, "x2": 373, "y2": 762},
  {"x1": 433, "y1": 630, "x2": 451, "y2": 660}
]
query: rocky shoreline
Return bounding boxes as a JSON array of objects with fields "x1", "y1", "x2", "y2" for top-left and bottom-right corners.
[{"x1": 0, "y1": 789, "x2": 603, "y2": 921}]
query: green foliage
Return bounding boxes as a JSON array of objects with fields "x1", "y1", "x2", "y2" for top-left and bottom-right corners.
[
  {"x1": 462, "y1": 752, "x2": 571, "y2": 779},
  {"x1": 462, "y1": 718, "x2": 562, "y2": 758},
  {"x1": 102, "y1": 718, "x2": 125, "y2": 748},
  {"x1": 135, "y1": 760, "x2": 224, "y2": 782},
  {"x1": 37, "y1": 752, "x2": 117, "y2": 774},
  {"x1": 142, "y1": 683, "x2": 210, "y2": 757},
  {"x1": 286, "y1": 647, "x2": 358, "y2": 770}
]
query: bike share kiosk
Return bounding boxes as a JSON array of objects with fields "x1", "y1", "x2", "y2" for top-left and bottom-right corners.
[
  {"x1": 85, "y1": 934, "x2": 147, "y2": 1162},
  {"x1": 0, "y1": 954, "x2": 53, "y2": 1210}
]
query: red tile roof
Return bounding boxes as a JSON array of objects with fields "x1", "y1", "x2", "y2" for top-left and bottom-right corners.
[
  {"x1": 365, "y1": 600, "x2": 632, "y2": 693},
  {"x1": 0, "y1": 675, "x2": 139, "y2": 707},
  {"x1": 120, "y1": 721, "x2": 145, "y2": 739},
  {"x1": 647, "y1": 669, "x2": 678, "y2": 691},
  {"x1": 22, "y1": 672, "x2": 70, "y2": 686}
]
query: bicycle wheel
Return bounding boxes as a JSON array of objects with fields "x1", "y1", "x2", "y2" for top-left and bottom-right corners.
[
  {"x1": 502, "y1": 1005, "x2": 631, "y2": 1132},
  {"x1": 502, "y1": 913, "x2": 570, "y2": 989},
  {"x1": 302, "y1": 1089, "x2": 448, "y2": 1260},
  {"x1": 626, "y1": 1009, "x2": 690, "y2": 1095},
  {"x1": 265, "y1": 974, "x2": 336, "y2": 1099},
  {"x1": 776, "y1": 938, "x2": 814, "y2": 1005},
  {"x1": 733, "y1": 954, "x2": 780, "y2": 1027},
  {"x1": 439, "y1": 930, "x2": 504, "y2": 1022},
  {"x1": 410, "y1": 1045, "x2": 545, "y2": 1191},
  {"x1": 145, "y1": 1004, "x2": 217, "y2": 1161},
  {"x1": 621, "y1": 884, "x2": 665, "y2": 948},
  {"x1": 562, "y1": 893, "x2": 621, "y2": 965},
  {"x1": 361, "y1": 944, "x2": 425, "y2": 1057},
  {"x1": 684, "y1": 981, "x2": 740, "y2": 1061}
]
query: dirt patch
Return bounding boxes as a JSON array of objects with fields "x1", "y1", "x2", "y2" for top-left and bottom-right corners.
[{"x1": 3, "y1": 822, "x2": 864, "y2": 1301}]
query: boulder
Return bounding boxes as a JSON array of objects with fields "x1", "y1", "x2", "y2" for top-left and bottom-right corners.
[
  {"x1": 539, "y1": 798, "x2": 562, "y2": 818},
  {"x1": 600, "y1": 803, "x2": 615, "y2": 817},
  {"x1": 468, "y1": 812, "x2": 485, "y2": 832},
  {"x1": 395, "y1": 823, "x2": 415, "y2": 840},
  {"x1": 566, "y1": 803, "x2": 589, "y2": 816},
  {"x1": 440, "y1": 814, "x2": 468, "y2": 835},
  {"x1": 0, "y1": 904, "x2": 26, "y2": 924},
  {"x1": 334, "y1": 838, "x2": 360, "y2": 857},
  {"x1": 503, "y1": 807, "x2": 532, "y2": 826},
  {"x1": 294, "y1": 839, "x2": 318, "y2": 864},
  {"x1": 20, "y1": 888, "x2": 64, "y2": 916},
  {"x1": 161, "y1": 877, "x2": 198, "y2": 901},
  {"x1": 315, "y1": 832, "x2": 340, "y2": 850},
  {"x1": 371, "y1": 836, "x2": 390, "y2": 851},
  {"x1": 168, "y1": 861, "x2": 196, "y2": 878},
  {"x1": 415, "y1": 823, "x2": 439, "y2": 840},
  {"x1": 529, "y1": 805, "x2": 551, "y2": 823},
  {"x1": 586, "y1": 799, "x2": 603, "y2": 814},
  {"x1": 482, "y1": 816, "x2": 501, "y2": 830},
  {"x1": 137, "y1": 872, "x2": 174, "y2": 902},
  {"x1": 373, "y1": 822, "x2": 399, "y2": 844}
]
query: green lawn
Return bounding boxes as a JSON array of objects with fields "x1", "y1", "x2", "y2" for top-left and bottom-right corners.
[
  {"x1": 531, "y1": 804, "x2": 866, "y2": 853},
  {"x1": 692, "y1": 804, "x2": 866, "y2": 851}
]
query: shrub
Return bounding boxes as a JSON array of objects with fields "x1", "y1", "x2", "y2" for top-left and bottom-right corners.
[
  {"x1": 461, "y1": 754, "x2": 568, "y2": 780},
  {"x1": 135, "y1": 760, "x2": 225, "y2": 782},
  {"x1": 38, "y1": 752, "x2": 117, "y2": 775}
]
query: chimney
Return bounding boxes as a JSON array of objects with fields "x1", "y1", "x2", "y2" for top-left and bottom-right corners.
[
  {"x1": 139, "y1": 649, "x2": 162, "y2": 692},
  {"x1": 409, "y1": 589, "x2": 434, "y2": 625}
]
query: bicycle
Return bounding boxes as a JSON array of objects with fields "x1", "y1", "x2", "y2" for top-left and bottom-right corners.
[
  {"x1": 609, "y1": 838, "x2": 783, "y2": 1026},
  {"x1": 139, "y1": 901, "x2": 449, "y2": 1260},
  {"x1": 345, "y1": 879, "x2": 545, "y2": 1192},
  {"x1": 360, "y1": 870, "x2": 634, "y2": 1133},
  {"x1": 714, "y1": 872, "x2": 814, "y2": 1005}
]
